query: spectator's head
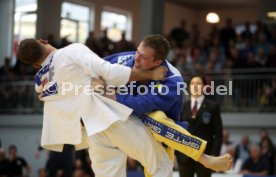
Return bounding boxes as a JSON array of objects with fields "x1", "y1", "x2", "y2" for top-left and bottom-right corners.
[
  {"x1": 16, "y1": 39, "x2": 48, "y2": 66},
  {"x1": 56, "y1": 169, "x2": 63, "y2": 177},
  {"x1": 101, "y1": 28, "x2": 108, "y2": 37},
  {"x1": 180, "y1": 20, "x2": 187, "y2": 28},
  {"x1": 245, "y1": 21, "x2": 251, "y2": 30},
  {"x1": 88, "y1": 31, "x2": 94, "y2": 37},
  {"x1": 259, "y1": 129, "x2": 269, "y2": 141},
  {"x1": 260, "y1": 137, "x2": 273, "y2": 153},
  {"x1": 230, "y1": 47, "x2": 240, "y2": 59},
  {"x1": 0, "y1": 148, "x2": 5, "y2": 160},
  {"x1": 269, "y1": 45, "x2": 276, "y2": 55},
  {"x1": 193, "y1": 47, "x2": 201, "y2": 59},
  {"x1": 38, "y1": 168, "x2": 47, "y2": 177},
  {"x1": 247, "y1": 52, "x2": 256, "y2": 64},
  {"x1": 134, "y1": 34, "x2": 170, "y2": 70},
  {"x1": 250, "y1": 144, "x2": 261, "y2": 160},
  {"x1": 226, "y1": 145, "x2": 236, "y2": 157},
  {"x1": 258, "y1": 32, "x2": 267, "y2": 43},
  {"x1": 188, "y1": 74, "x2": 206, "y2": 98},
  {"x1": 225, "y1": 18, "x2": 233, "y2": 27},
  {"x1": 74, "y1": 159, "x2": 82, "y2": 169},
  {"x1": 72, "y1": 169, "x2": 86, "y2": 177},
  {"x1": 244, "y1": 38, "x2": 253, "y2": 47},
  {"x1": 223, "y1": 129, "x2": 230, "y2": 144},
  {"x1": 209, "y1": 50, "x2": 219, "y2": 63},
  {"x1": 47, "y1": 34, "x2": 55, "y2": 41},
  {"x1": 121, "y1": 31, "x2": 126, "y2": 40},
  {"x1": 255, "y1": 20, "x2": 263, "y2": 30},
  {"x1": 8, "y1": 145, "x2": 17, "y2": 158},
  {"x1": 241, "y1": 135, "x2": 249, "y2": 146},
  {"x1": 4, "y1": 57, "x2": 11, "y2": 67},
  {"x1": 257, "y1": 47, "x2": 266, "y2": 58}
]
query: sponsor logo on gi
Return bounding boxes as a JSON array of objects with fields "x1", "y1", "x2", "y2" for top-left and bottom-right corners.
[
  {"x1": 142, "y1": 115, "x2": 201, "y2": 150},
  {"x1": 42, "y1": 82, "x2": 58, "y2": 97}
]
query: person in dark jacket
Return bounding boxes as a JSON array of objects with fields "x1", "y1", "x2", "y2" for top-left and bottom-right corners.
[{"x1": 176, "y1": 74, "x2": 223, "y2": 177}]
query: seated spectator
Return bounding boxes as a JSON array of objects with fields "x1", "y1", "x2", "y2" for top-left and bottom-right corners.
[
  {"x1": 220, "y1": 129, "x2": 232, "y2": 155},
  {"x1": 226, "y1": 135, "x2": 250, "y2": 174},
  {"x1": 235, "y1": 135, "x2": 250, "y2": 163},
  {"x1": 85, "y1": 31, "x2": 101, "y2": 55},
  {"x1": 0, "y1": 148, "x2": 8, "y2": 177},
  {"x1": 0, "y1": 57, "x2": 15, "y2": 108},
  {"x1": 45, "y1": 145, "x2": 74, "y2": 177},
  {"x1": 255, "y1": 47, "x2": 267, "y2": 67},
  {"x1": 7, "y1": 145, "x2": 30, "y2": 177},
  {"x1": 205, "y1": 48, "x2": 224, "y2": 72},
  {"x1": 241, "y1": 21, "x2": 253, "y2": 40},
  {"x1": 0, "y1": 57, "x2": 14, "y2": 78},
  {"x1": 114, "y1": 31, "x2": 136, "y2": 52},
  {"x1": 240, "y1": 144, "x2": 269, "y2": 176},
  {"x1": 192, "y1": 47, "x2": 208, "y2": 68},
  {"x1": 75, "y1": 149, "x2": 94, "y2": 177},
  {"x1": 225, "y1": 145, "x2": 243, "y2": 174},
  {"x1": 245, "y1": 52, "x2": 262, "y2": 68},
  {"x1": 72, "y1": 169, "x2": 87, "y2": 177},
  {"x1": 170, "y1": 19, "x2": 189, "y2": 46},
  {"x1": 227, "y1": 47, "x2": 245, "y2": 69},
  {"x1": 239, "y1": 38, "x2": 254, "y2": 62},
  {"x1": 266, "y1": 45, "x2": 276, "y2": 68},
  {"x1": 254, "y1": 32, "x2": 270, "y2": 56},
  {"x1": 259, "y1": 84, "x2": 274, "y2": 109},
  {"x1": 259, "y1": 129, "x2": 270, "y2": 142},
  {"x1": 219, "y1": 18, "x2": 236, "y2": 50},
  {"x1": 235, "y1": 34, "x2": 246, "y2": 51},
  {"x1": 38, "y1": 168, "x2": 47, "y2": 177},
  {"x1": 59, "y1": 36, "x2": 72, "y2": 48},
  {"x1": 260, "y1": 137, "x2": 275, "y2": 175},
  {"x1": 46, "y1": 34, "x2": 59, "y2": 48},
  {"x1": 97, "y1": 28, "x2": 114, "y2": 57}
]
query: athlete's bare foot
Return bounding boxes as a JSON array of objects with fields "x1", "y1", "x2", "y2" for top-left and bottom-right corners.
[{"x1": 198, "y1": 153, "x2": 233, "y2": 172}]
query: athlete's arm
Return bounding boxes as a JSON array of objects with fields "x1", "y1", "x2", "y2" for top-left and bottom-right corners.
[
  {"x1": 129, "y1": 67, "x2": 167, "y2": 82},
  {"x1": 117, "y1": 79, "x2": 179, "y2": 117},
  {"x1": 69, "y1": 44, "x2": 167, "y2": 85}
]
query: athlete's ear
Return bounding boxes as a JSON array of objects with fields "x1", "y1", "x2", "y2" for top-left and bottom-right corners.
[{"x1": 154, "y1": 59, "x2": 163, "y2": 67}]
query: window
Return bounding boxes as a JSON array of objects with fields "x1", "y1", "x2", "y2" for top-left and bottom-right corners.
[
  {"x1": 101, "y1": 10, "x2": 132, "y2": 42},
  {"x1": 14, "y1": 0, "x2": 37, "y2": 39},
  {"x1": 60, "y1": 2, "x2": 91, "y2": 43},
  {"x1": 13, "y1": 0, "x2": 37, "y2": 61}
]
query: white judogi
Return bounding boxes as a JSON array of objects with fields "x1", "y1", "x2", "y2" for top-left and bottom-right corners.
[
  {"x1": 36, "y1": 43, "x2": 132, "y2": 151},
  {"x1": 35, "y1": 44, "x2": 172, "y2": 177}
]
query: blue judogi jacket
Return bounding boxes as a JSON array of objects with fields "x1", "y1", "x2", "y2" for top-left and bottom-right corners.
[
  {"x1": 103, "y1": 52, "x2": 206, "y2": 151},
  {"x1": 104, "y1": 51, "x2": 184, "y2": 121}
]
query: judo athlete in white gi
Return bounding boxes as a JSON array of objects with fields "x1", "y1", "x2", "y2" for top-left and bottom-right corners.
[
  {"x1": 16, "y1": 39, "x2": 173, "y2": 177},
  {"x1": 93, "y1": 34, "x2": 232, "y2": 177}
]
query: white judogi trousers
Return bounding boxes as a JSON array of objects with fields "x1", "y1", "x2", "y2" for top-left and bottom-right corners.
[{"x1": 87, "y1": 116, "x2": 173, "y2": 177}]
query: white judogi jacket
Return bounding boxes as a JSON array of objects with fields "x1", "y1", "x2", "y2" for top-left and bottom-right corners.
[{"x1": 35, "y1": 44, "x2": 133, "y2": 151}]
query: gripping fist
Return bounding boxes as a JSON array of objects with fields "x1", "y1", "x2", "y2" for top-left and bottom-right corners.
[{"x1": 151, "y1": 66, "x2": 168, "y2": 81}]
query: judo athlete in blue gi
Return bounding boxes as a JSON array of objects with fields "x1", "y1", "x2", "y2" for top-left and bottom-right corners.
[
  {"x1": 17, "y1": 38, "x2": 173, "y2": 177},
  {"x1": 97, "y1": 34, "x2": 233, "y2": 176}
]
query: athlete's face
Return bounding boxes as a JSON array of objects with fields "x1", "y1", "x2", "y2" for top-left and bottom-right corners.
[{"x1": 134, "y1": 42, "x2": 162, "y2": 70}]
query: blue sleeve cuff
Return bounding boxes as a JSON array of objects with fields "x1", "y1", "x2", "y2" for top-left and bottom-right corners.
[
  {"x1": 175, "y1": 121, "x2": 189, "y2": 130},
  {"x1": 116, "y1": 93, "x2": 125, "y2": 104}
]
